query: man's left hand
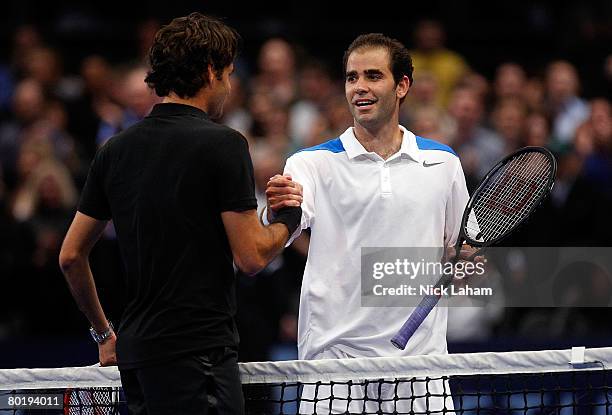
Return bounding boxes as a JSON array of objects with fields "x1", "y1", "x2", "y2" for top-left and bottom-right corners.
[{"x1": 99, "y1": 332, "x2": 117, "y2": 366}]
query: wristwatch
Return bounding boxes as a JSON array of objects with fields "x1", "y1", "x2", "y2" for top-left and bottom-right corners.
[{"x1": 89, "y1": 321, "x2": 114, "y2": 344}]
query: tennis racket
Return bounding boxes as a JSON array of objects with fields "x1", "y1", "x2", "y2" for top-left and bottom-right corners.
[{"x1": 390, "y1": 146, "x2": 557, "y2": 350}]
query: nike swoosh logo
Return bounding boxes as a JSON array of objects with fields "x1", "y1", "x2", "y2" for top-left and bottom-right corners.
[{"x1": 423, "y1": 161, "x2": 444, "y2": 167}]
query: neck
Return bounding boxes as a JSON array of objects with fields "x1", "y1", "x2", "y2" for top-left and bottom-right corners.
[
  {"x1": 162, "y1": 91, "x2": 209, "y2": 113},
  {"x1": 353, "y1": 116, "x2": 403, "y2": 160}
]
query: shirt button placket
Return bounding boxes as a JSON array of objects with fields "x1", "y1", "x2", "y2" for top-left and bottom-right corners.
[{"x1": 381, "y1": 163, "x2": 392, "y2": 197}]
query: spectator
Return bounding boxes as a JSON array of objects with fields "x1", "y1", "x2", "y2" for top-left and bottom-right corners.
[
  {"x1": 25, "y1": 103, "x2": 80, "y2": 176},
  {"x1": 545, "y1": 60, "x2": 590, "y2": 146},
  {"x1": 19, "y1": 159, "x2": 81, "y2": 333},
  {"x1": 572, "y1": 99, "x2": 611, "y2": 159},
  {"x1": 490, "y1": 97, "x2": 528, "y2": 151},
  {"x1": 410, "y1": 19, "x2": 469, "y2": 107},
  {"x1": 64, "y1": 55, "x2": 115, "y2": 160},
  {"x1": 119, "y1": 66, "x2": 161, "y2": 120},
  {"x1": 22, "y1": 47, "x2": 81, "y2": 102},
  {"x1": 253, "y1": 38, "x2": 298, "y2": 107},
  {"x1": 289, "y1": 60, "x2": 338, "y2": 148},
  {"x1": 525, "y1": 112, "x2": 552, "y2": 147},
  {"x1": 221, "y1": 76, "x2": 252, "y2": 136},
  {"x1": 577, "y1": 98, "x2": 612, "y2": 197},
  {"x1": 10, "y1": 25, "x2": 44, "y2": 77},
  {"x1": 296, "y1": 94, "x2": 353, "y2": 149},
  {"x1": 0, "y1": 79, "x2": 47, "y2": 185},
  {"x1": 260, "y1": 103, "x2": 293, "y2": 155},
  {"x1": 405, "y1": 71, "x2": 439, "y2": 110},
  {"x1": 20, "y1": 160, "x2": 77, "y2": 262},
  {"x1": 524, "y1": 77, "x2": 546, "y2": 113},
  {"x1": 458, "y1": 71, "x2": 490, "y2": 103},
  {"x1": 246, "y1": 87, "x2": 294, "y2": 155},
  {"x1": 549, "y1": 99, "x2": 611, "y2": 245},
  {"x1": 409, "y1": 105, "x2": 454, "y2": 144},
  {"x1": 447, "y1": 86, "x2": 505, "y2": 189},
  {"x1": 0, "y1": 25, "x2": 43, "y2": 114},
  {"x1": 494, "y1": 63, "x2": 527, "y2": 102},
  {"x1": 401, "y1": 71, "x2": 453, "y2": 134},
  {"x1": 96, "y1": 65, "x2": 160, "y2": 146}
]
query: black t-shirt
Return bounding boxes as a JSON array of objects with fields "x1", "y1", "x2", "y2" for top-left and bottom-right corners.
[{"x1": 78, "y1": 103, "x2": 257, "y2": 369}]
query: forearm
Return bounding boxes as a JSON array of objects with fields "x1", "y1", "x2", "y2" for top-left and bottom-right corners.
[
  {"x1": 255, "y1": 222, "x2": 290, "y2": 266},
  {"x1": 61, "y1": 257, "x2": 109, "y2": 332},
  {"x1": 222, "y1": 206, "x2": 301, "y2": 275}
]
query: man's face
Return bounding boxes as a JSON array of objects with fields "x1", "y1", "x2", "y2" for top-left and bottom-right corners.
[
  {"x1": 546, "y1": 63, "x2": 578, "y2": 102},
  {"x1": 208, "y1": 63, "x2": 234, "y2": 119},
  {"x1": 448, "y1": 89, "x2": 482, "y2": 129},
  {"x1": 345, "y1": 47, "x2": 407, "y2": 129}
]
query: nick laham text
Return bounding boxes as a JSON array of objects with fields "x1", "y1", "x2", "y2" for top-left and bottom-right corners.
[{"x1": 372, "y1": 284, "x2": 493, "y2": 297}]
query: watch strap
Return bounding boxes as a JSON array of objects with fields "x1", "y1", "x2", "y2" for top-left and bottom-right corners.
[{"x1": 89, "y1": 321, "x2": 114, "y2": 344}]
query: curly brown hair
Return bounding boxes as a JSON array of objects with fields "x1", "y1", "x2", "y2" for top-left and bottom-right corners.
[{"x1": 145, "y1": 13, "x2": 240, "y2": 98}]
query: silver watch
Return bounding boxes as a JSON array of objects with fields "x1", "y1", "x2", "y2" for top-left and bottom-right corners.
[{"x1": 89, "y1": 321, "x2": 114, "y2": 344}]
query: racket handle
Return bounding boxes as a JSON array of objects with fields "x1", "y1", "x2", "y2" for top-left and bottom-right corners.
[{"x1": 390, "y1": 293, "x2": 442, "y2": 350}]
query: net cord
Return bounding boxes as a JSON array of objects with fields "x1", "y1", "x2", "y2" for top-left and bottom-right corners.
[{"x1": 1, "y1": 347, "x2": 610, "y2": 390}]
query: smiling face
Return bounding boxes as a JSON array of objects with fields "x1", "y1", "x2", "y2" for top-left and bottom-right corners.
[{"x1": 345, "y1": 47, "x2": 408, "y2": 130}]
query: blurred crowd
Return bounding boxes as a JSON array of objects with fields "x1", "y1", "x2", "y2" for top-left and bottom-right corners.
[{"x1": 0, "y1": 18, "x2": 611, "y2": 363}]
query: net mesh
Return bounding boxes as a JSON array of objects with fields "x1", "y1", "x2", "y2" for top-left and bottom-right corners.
[
  {"x1": 1, "y1": 347, "x2": 610, "y2": 414},
  {"x1": 63, "y1": 388, "x2": 119, "y2": 414},
  {"x1": 466, "y1": 150, "x2": 554, "y2": 244}
]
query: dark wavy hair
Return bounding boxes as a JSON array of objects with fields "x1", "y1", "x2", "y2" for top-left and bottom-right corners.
[
  {"x1": 145, "y1": 13, "x2": 240, "y2": 98},
  {"x1": 343, "y1": 33, "x2": 413, "y2": 103}
]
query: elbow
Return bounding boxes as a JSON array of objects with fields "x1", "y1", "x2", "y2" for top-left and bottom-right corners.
[
  {"x1": 58, "y1": 248, "x2": 80, "y2": 274},
  {"x1": 234, "y1": 255, "x2": 267, "y2": 276}
]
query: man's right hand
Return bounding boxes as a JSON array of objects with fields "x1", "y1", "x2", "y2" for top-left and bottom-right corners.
[{"x1": 265, "y1": 174, "x2": 303, "y2": 221}]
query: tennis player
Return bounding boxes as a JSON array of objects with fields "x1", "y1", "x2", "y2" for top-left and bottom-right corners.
[
  {"x1": 265, "y1": 33, "x2": 470, "y2": 413},
  {"x1": 59, "y1": 13, "x2": 302, "y2": 415}
]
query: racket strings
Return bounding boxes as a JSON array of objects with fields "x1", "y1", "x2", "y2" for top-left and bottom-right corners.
[
  {"x1": 466, "y1": 152, "x2": 553, "y2": 243},
  {"x1": 475, "y1": 173, "x2": 545, "y2": 238},
  {"x1": 472, "y1": 160, "x2": 549, "y2": 240},
  {"x1": 470, "y1": 153, "x2": 551, "y2": 240}
]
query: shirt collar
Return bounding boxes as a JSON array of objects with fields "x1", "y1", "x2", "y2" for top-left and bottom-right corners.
[
  {"x1": 147, "y1": 103, "x2": 209, "y2": 119},
  {"x1": 339, "y1": 125, "x2": 422, "y2": 163}
]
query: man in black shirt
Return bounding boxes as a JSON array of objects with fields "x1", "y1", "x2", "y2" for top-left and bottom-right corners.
[{"x1": 59, "y1": 13, "x2": 302, "y2": 414}]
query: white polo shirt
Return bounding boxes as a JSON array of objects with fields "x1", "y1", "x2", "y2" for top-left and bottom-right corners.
[{"x1": 282, "y1": 126, "x2": 469, "y2": 360}]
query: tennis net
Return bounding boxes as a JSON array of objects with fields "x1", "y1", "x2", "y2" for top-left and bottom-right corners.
[{"x1": 0, "y1": 347, "x2": 610, "y2": 414}]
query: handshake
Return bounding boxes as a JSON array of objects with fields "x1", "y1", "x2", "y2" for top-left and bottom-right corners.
[{"x1": 264, "y1": 174, "x2": 304, "y2": 236}]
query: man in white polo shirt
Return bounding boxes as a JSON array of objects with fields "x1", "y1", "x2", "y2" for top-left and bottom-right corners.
[{"x1": 265, "y1": 33, "x2": 468, "y2": 413}]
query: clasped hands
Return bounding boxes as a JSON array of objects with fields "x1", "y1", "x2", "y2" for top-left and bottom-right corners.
[{"x1": 264, "y1": 174, "x2": 303, "y2": 221}]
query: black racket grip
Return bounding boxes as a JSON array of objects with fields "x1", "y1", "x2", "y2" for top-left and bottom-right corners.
[{"x1": 390, "y1": 293, "x2": 441, "y2": 350}]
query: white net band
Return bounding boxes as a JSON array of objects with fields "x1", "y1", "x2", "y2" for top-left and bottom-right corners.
[{"x1": 1, "y1": 347, "x2": 611, "y2": 389}]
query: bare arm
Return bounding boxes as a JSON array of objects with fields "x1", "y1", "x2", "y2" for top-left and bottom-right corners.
[
  {"x1": 222, "y1": 210, "x2": 291, "y2": 275},
  {"x1": 59, "y1": 212, "x2": 116, "y2": 366},
  {"x1": 222, "y1": 175, "x2": 303, "y2": 275}
]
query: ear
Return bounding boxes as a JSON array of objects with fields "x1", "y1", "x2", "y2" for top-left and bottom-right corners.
[
  {"x1": 206, "y1": 64, "x2": 215, "y2": 85},
  {"x1": 396, "y1": 75, "x2": 410, "y2": 100}
]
